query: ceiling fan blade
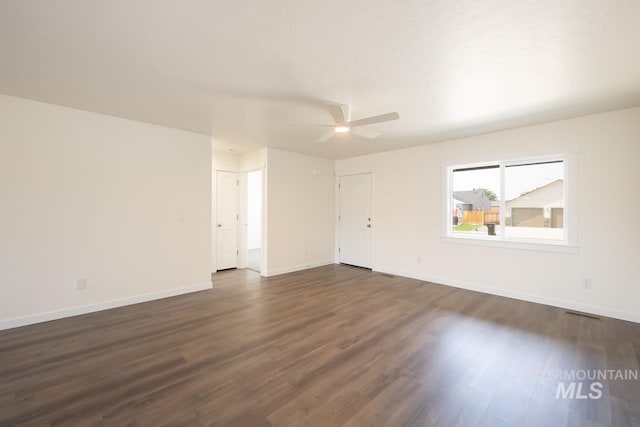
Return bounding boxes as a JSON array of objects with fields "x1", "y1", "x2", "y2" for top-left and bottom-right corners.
[
  {"x1": 316, "y1": 129, "x2": 336, "y2": 143},
  {"x1": 345, "y1": 104, "x2": 352, "y2": 122},
  {"x1": 349, "y1": 112, "x2": 399, "y2": 127},
  {"x1": 352, "y1": 127, "x2": 380, "y2": 139},
  {"x1": 327, "y1": 103, "x2": 347, "y2": 124}
]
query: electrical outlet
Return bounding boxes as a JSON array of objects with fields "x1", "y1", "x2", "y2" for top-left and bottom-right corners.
[
  {"x1": 582, "y1": 279, "x2": 592, "y2": 290},
  {"x1": 74, "y1": 278, "x2": 86, "y2": 290}
]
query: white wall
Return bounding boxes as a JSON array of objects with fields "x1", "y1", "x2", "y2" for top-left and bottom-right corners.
[
  {"x1": 212, "y1": 150, "x2": 240, "y2": 172},
  {"x1": 0, "y1": 95, "x2": 212, "y2": 329},
  {"x1": 266, "y1": 149, "x2": 335, "y2": 276},
  {"x1": 336, "y1": 108, "x2": 640, "y2": 322},
  {"x1": 247, "y1": 170, "x2": 262, "y2": 249},
  {"x1": 239, "y1": 149, "x2": 266, "y2": 172}
]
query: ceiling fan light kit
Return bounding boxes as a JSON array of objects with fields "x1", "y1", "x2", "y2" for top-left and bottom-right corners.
[{"x1": 315, "y1": 103, "x2": 399, "y2": 143}]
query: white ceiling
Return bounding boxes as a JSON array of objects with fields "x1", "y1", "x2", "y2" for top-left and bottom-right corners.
[{"x1": 1, "y1": 1, "x2": 639, "y2": 159}]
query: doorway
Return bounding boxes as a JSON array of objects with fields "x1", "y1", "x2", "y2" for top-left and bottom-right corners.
[
  {"x1": 338, "y1": 173, "x2": 373, "y2": 269},
  {"x1": 246, "y1": 170, "x2": 262, "y2": 272}
]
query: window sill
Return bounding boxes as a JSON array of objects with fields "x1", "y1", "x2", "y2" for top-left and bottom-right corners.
[{"x1": 441, "y1": 235, "x2": 579, "y2": 254}]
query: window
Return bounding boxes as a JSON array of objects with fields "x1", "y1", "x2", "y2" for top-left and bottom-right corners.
[{"x1": 447, "y1": 155, "x2": 574, "y2": 248}]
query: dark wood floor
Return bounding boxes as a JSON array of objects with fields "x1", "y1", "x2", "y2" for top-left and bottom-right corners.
[{"x1": 1, "y1": 265, "x2": 639, "y2": 426}]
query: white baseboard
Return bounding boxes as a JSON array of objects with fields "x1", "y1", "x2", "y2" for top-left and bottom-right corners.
[
  {"x1": 264, "y1": 260, "x2": 335, "y2": 277},
  {"x1": 374, "y1": 267, "x2": 640, "y2": 324},
  {"x1": 0, "y1": 282, "x2": 213, "y2": 331}
]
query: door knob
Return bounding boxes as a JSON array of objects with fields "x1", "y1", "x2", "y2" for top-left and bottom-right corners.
[
  {"x1": 217, "y1": 224, "x2": 222, "y2": 227},
  {"x1": 367, "y1": 224, "x2": 371, "y2": 228}
]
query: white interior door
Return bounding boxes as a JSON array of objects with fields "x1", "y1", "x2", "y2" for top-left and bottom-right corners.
[
  {"x1": 339, "y1": 173, "x2": 373, "y2": 268},
  {"x1": 216, "y1": 171, "x2": 238, "y2": 270}
]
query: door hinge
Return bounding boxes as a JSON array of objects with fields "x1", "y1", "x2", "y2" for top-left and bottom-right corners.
[
  {"x1": 237, "y1": 180, "x2": 240, "y2": 186},
  {"x1": 236, "y1": 250, "x2": 239, "y2": 255},
  {"x1": 236, "y1": 214, "x2": 239, "y2": 220},
  {"x1": 338, "y1": 215, "x2": 340, "y2": 220},
  {"x1": 338, "y1": 184, "x2": 341, "y2": 189},
  {"x1": 338, "y1": 248, "x2": 341, "y2": 253}
]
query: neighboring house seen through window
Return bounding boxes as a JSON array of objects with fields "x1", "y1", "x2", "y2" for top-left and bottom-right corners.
[{"x1": 448, "y1": 157, "x2": 569, "y2": 245}]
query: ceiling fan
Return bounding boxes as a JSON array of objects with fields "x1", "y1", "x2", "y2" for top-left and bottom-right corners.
[{"x1": 316, "y1": 104, "x2": 399, "y2": 143}]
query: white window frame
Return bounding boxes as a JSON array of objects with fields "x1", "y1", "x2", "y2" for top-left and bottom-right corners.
[{"x1": 443, "y1": 153, "x2": 578, "y2": 254}]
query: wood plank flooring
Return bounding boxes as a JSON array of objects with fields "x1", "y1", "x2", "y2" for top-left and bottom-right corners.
[{"x1": 1, "y1": 264, "x2": 639, "y2": 426}]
